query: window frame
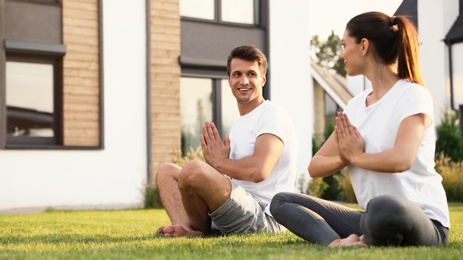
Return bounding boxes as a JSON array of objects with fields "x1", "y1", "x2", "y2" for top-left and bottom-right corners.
[
  {"x1": 180, "y1": 75, "x2": 227, "y2": 133},
  {"x1": 180, "y1": 0, "x2": 261, "y2": 27},
  {"x1": 179, "y1": 74, "x2": 233, "y2": 154},
  {"x1": 3, "y1": 41, "x2": 65, "y2": 148},
  {"x1": 7, "y1": 0, "x2": 60, "y2": 5}
]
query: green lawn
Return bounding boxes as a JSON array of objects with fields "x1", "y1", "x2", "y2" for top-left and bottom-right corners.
[{"x1": 1, "y1": 203, "x2": 462, "y2": 259}]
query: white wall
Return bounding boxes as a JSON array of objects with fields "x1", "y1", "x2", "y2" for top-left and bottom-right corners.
[
  {"x1": 268, "y1": 0, "x2": 313, "y2": 187},
  {"x1": 0, "y1": 0, "x2": 148, "y2": 213},
  {"x1": 419, "y1": 0, "x2": 459, "y2": 125}
]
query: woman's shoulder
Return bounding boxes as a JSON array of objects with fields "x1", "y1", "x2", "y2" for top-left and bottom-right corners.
[{"x1": 395, "y1": 79, "x2": 431, "y2": 98}]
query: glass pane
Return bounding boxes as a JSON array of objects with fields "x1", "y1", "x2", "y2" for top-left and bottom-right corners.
[
  {"x1": 324, "y1": 92, "x2": 338, "y2": 116},
  {"x1": 180, "y1": 77, "x2": 213, "y2": 155},
  {"x1": 6, "y1": 61, "x2": 54, "y2": 137},
  {"x1": 221, "y1": 79, "x2": 240, "y2": 136},
  {"x1": 221, "y1": 0, "x2": 257, "y2": 24},
  {"x1": 180, "y1": 0, "x2": 215, "y2": 20}
]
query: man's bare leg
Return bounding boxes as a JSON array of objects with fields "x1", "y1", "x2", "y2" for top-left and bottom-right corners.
[
  {"x1": 156, "y1": 160, "x2": 231, "y2": 237},
  {"x1": 156, "y1": 163, "x2": 203, "y2": 237},
  {"x1": 178, "y1": 160, "x2": 231, "y2": 232}
]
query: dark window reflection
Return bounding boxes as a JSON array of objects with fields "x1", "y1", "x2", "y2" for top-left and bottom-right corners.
[
  {"x1": 180, "y1": 77, "x2": 240, "y2": 155},
  {"x1": 6, "y1": 61, "x2": 54, "y2": 138},
  {"x1": 180, "y1": 77, "x2": 213, "y2": 155}
]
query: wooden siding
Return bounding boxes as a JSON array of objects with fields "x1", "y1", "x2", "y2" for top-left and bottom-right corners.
[
  {"x1": 62, "y1": 0, "x2": 100, "y2": 146},
  {"x1": 150, "y1": 0, "x2": 181, "y2": 181}
]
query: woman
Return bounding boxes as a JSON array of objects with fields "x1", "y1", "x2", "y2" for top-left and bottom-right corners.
[{"x1": 270, "y1": 11, "x2": 450, "y2": 247}]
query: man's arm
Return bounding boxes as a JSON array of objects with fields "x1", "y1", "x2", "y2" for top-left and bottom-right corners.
[{"x1": 200, "y1": 121, "x2": 283, "y2": 183}]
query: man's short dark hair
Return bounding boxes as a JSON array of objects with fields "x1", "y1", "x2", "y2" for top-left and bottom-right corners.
[{"x1": 227, "y1": 45, "x2": 268, "y2": 76}]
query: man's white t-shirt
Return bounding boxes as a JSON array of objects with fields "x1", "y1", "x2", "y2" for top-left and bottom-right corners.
[
  {"x1": 344, "y1": 79, "x2": 450, "y2": 228},
  {"x1": 229, "y1": 100, "x2": 298, "y2": 215}
]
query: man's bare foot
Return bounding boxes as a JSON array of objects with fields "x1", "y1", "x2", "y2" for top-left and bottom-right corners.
[
  {"x1": 328, "y1": 234, "x2": 367, "y2": 248},
  {"x1": 156, "y1": 225, "x2": 205, "y2": 238}
]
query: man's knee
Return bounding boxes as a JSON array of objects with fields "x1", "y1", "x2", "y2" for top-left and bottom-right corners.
[
  {"x1": 156, "y1": 163, "x2": 181, "y2": 186},
  {"x1": 178, "y1": 160, "x2": 205, "y2": 190}
]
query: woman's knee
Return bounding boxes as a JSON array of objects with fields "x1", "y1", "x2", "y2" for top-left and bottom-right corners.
[
  {"x1": 361, "y1": 195, "x2": 417, "y2": 245},
  {"x1": 270, "y1": 192, "x2": 291, "y2": 217},
  {"x1": 367, "y1": 195, "x2": 414, "y2": 217}
]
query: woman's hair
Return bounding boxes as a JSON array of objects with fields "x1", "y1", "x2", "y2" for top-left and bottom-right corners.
[
  {"x1": 346, "y1": 11, "x2": 424, "y2": 85},
  {"x1": 227, "y1": 45, "x2": 268, "y2": 76}
]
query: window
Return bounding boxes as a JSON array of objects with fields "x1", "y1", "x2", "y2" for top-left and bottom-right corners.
[
  {"x1": 2, "y1": 0, "x2": 101, "y2": 148},
  {"x1": 180, "y1": 0, "x2": 214, "y2": 20},
  {"x1": 180, "y1": 77, "x2": 240, "y2": 155},
  {"x1": 180, "y1": 0, "x2": 259, "y2": 25},
  {"x1": 220, "y1": 79, "x2": 239, "y2": 135},
  {"x1": 180, "y1": 77, "x2": 213, "y2": 154},
  {"x1": 221, "y1": 0, "x2": 258, "y2": 24},
  {"x1": 324, "y1": 93, "x2": 340, "y2": 117},
  {"x1": 6, "y1": 56, "x2": 62, "y2": 145},
  {"x1": 2, "y1": 0, "x2": 65, "y2": 148}
]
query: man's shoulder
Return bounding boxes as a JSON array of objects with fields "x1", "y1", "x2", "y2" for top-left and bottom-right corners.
[{"x1": 261, "y1": 100, "x2": 289, "y2": 113}]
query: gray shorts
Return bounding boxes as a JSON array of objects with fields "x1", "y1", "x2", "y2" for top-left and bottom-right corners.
[{"x1": 209, "y1": 180, "x2": 285, "y2": 235}]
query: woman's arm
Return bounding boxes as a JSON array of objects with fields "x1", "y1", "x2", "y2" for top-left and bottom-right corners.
[
  {"x1": 308, "y1": 131, "x2": 349, "y2": 178},
  {"x1": 337, "y1": 112, "x2": 426, "y2": 173}
]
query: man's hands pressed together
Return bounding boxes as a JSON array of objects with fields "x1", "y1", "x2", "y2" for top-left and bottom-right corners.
[{"x1": 200, "y1": 121, "x2": 231, "y2": 169}]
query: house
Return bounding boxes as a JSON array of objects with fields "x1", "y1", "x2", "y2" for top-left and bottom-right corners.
[
  {"x1": 1, "y1": 0, "x2": 460, "y2": 213},
  {"x1": 311, "y1": 62, "x2": 352, "y2": 147},
  {"x1": 0, "y1": 0, "x2": 312, "y2": 213},
  {"x1": 315, "y1": 0, "x2": 463, "y2": 140},
  {"x1": 394, "y1": 0, "x2": 462, "y2": 127}
]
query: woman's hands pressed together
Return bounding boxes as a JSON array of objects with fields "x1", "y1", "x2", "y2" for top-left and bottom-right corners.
[{"x1": 335, "y1": 112, "x2": 365, "y2": 164}]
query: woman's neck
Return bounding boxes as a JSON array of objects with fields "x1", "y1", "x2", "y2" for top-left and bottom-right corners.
[{"x1": 365, "y1": 65, "x2": 400, "y2": 106}]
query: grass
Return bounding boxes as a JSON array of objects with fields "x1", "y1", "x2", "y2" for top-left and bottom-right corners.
[{"x1": 0, "y1": 203, "x2": 462, "y2": 259}]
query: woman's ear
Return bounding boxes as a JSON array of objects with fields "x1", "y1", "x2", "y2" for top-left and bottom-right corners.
[{"x1": 360, "y1": 38, "x2": 369, "y2": 55}]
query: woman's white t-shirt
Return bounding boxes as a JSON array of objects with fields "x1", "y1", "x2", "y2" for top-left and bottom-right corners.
[{"x1": 344, "y1": 79, "x2": 450, "y2": 228}]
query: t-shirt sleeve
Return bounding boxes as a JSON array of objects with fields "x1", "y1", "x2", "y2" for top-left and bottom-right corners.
[
  {"x1": 397, "y1": 85, "x2": 434, "y2": 123},
  {"x1": 257, "y1": 105, "x2": 292, "y2": 144}
]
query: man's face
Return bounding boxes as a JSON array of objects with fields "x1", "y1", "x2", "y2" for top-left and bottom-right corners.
[{"x1": 228, "y1": 58, "x2": 266, "y2": 105}]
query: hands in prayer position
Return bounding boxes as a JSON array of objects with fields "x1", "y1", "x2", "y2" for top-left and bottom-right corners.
[{"x1": 335, "y1": 112, "x2": 365, "y2": 164}]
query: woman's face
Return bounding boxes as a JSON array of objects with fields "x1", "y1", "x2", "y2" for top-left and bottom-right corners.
[{"x1": 340, "y1": 30, "x2": 364, "y2": 77}]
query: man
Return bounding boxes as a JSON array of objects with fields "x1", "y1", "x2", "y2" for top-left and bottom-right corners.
[{"x1": 156, "y1": 45, "x2": 298, "y2": 237}]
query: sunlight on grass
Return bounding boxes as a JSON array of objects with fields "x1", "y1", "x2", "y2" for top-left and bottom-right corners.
[{"x1": 1, "y1": 205, "x2": 462, "y2": 259}]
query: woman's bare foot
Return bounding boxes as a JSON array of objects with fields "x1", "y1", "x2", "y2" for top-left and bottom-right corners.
[
  {"x1": 328, "y1": 234, "x2": 367, "y2": 248},
  {"x1": 157, "y1": 225, "x2": 205, "y2": 237}
]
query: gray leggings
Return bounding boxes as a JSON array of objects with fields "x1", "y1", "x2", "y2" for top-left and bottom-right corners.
[{"x1": 270, "y1": 192, "x2": 449, "y2": 246}]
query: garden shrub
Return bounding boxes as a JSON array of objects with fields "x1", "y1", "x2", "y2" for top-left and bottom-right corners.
[
  {"x1": 306, "y1": 176, "x2": 329, "y2": 198},
  {"x1": 144, "y1": 185, "x2": 163, "y2": 209},
  {"x1": 333, "y1": 168, "x2": 356, "y2": 203},
  {"x1": 435, "y1": 153, "x2": 463, "y2": 202},
  {"x1": 436, "y1": 110, "x2": 463, "y2": 162}
]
